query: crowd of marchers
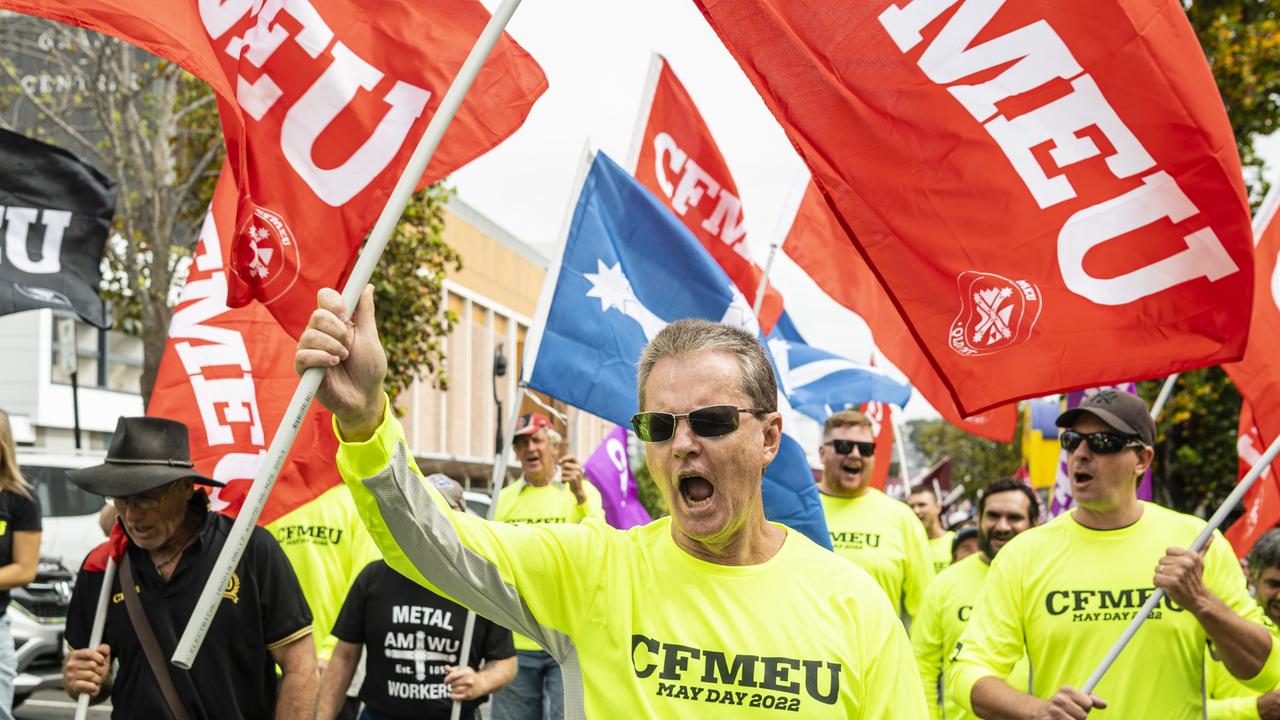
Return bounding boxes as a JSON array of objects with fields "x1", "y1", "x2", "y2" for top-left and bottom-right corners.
[{"x1": 0, "y1": 288, "x2": 1263, "y2": 719}]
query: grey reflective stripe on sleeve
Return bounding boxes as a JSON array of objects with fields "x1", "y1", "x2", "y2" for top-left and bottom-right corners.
[{"x1": 364, "y1": 442, "x2": 586, "y2": 719}]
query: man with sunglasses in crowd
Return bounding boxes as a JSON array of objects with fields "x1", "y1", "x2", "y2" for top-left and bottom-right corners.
[
  {"x1": 295, "y1": 287, "x2": 926, "y2": 718},
  {"x1": 912, "y1": 478, "x2": 1037, "y2": 720},
  {"x1": 817, "y1": 410, "x2": 934, "y2": 620},
  {"x1": 490, "y1": 412, "x2": 603, "y2": 720},
  {"x1": 949, "y1": 390, "x2": 1280, "y2": 720}
]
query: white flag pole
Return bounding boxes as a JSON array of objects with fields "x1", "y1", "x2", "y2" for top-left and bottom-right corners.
[
  {"x1": 172, "y1": 0, "x2": 528, "y2": 668},
  {"x1": 1149, "y1": 374, "x2": 1179, "y2": 422},
  {"x1": 751, "y1": 244, "x2": 780, "y2": 317},
  {"x1": 73, "y1": 556, "x2": 116, "y2": 720},
  {"x1": 624, "y1": 53, "x2": 663, "y2": 174},
  {"x1": 893, "y1": 414, "x2": 912, "y2": 490}
]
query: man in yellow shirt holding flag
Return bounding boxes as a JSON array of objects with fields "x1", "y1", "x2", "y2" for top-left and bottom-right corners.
[
  {"x1": 817, "y1": 410, "x2": 934, "y2": 620},
  {"x1": 911, "y1": 478, "x2": 1038, "y2": 720},
  {"x1": 491, "y1": 412, "x2": 603, "y2": 720},
  {"x1": 294, "y1": 288, "x2": 927, "y2": 719},
  {"x1": 949, "y1": 390, "x2": 1280, "y2": 719}
]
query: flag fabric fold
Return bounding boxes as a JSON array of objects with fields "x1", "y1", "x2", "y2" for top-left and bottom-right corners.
[
  {"x1": 1225, "y1": 186, "x2": 1280, "y2": 445},
  {"x1": 1, "y1": 0, "x2": 547, "y2": 335},
  {"x1": 523, "y1": 151, "x2": 830, "y2": 548},
  {"x1": 1226, "y1": 401, "x2": 1280, "y2": 560},
  {"x1": 145, "y1": 165, "x2": 340, "y2": 525},
  {"x1": 696, "y1": 0, "x2": 1255, "y2": 415}
]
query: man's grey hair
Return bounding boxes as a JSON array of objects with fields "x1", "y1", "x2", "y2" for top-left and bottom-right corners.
[
  {"x1": 636, "y1": 319, "x2": 777, "y2": 412},
  {"x1": 1248, "y1": 528, "x2": 1280, "y2": 580}
]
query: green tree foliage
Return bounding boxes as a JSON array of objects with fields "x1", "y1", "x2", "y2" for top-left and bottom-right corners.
[
  {"x1": 906, "y1": 417, "x2": 1024, "y2": 501},
  {"x1": 633, "y1": 463, "x2": 669, "y2": 520},
  {"x1": 375, "y1": 183, "x2": 462, "y2": 411},
  {"x1": 1137, "y1": 370, "x2": 1243, "y2": 516}
]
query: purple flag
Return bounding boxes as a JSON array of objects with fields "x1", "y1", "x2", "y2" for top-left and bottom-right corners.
[
  {"x1": 583, "y1": 426, "x2": 652, "y2": 529},
  {"x1": 1050, "y1": 384, "x2": 1155, "y2": 517}
]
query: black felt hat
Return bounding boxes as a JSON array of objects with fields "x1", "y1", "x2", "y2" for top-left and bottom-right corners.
[{"x1": 67, "y1": 417, "x2": 222, "y2": 497}]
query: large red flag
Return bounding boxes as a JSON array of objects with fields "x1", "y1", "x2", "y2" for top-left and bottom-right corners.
[
  {"x1": 146, "y1": 166, "x2": 339, "y2": 524},
  {"x1": 1, "y1": 0, "x2": 547, "y2": 335},
  {"x1": 785, "y1": 180, "x2": 1016, "y2": 441},
  {"x1": 630, "y1": 54, "x2": 784, "y2": 333},
  {"x1": 1226, "y1": 402, "x2": 1280, "y2": 560},
  {"x1": 695, "y1": 0, "x2": 1254, "y2": 415},
  {"x1": 1225, "y1": 188, "x2": 1280, "y2": 443}
]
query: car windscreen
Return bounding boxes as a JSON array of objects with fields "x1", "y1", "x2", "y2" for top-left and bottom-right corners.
[{"x1": 19, "y1": 465, "x2": 104, "y2": 518}]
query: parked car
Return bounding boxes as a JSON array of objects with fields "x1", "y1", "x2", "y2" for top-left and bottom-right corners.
[
  {"x1": 12, "y1": 449, "x2": 108, "y2": 707},
  {"x1": 463, "y1": 490, "x2": 493, "y2": 518}
]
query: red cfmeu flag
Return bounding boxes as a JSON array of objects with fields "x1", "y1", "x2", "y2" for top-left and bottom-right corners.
[
  {"x1": 861, "y1": 401, "x2": 893, "y2": 491},
  {"x1": 1226, "y1": 402, "x2": 1280, "y2": 560},
  {"x1": 630, "y1": 54, "x2": 784, "y2": 333},
  {"x1": 146, "y1": 166, "x2": 340, "y2": 524},
  {"x1": 784, "y1": 180, "x2": 1016, "y2": 442},
  {"x1": 695, "y1": 0, "x2": 1255, "y2": 415},
  {"x1": 0, "y1": 0, "x2": 547, "y2": 336},
  {"x1": 1224, "y1": 187, "x2": 1280, "y2": 444}
]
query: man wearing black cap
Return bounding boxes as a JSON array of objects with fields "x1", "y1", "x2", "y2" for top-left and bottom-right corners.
[
  {"x1": 949, "y1": 390, "x2": 1280, "y2": 720},
  {"x1": 491, "y1": 412, "x2": 603, "y2": 720},
  {"x1": 60, "y1": 417, "x2": 317, "y2": 720}
]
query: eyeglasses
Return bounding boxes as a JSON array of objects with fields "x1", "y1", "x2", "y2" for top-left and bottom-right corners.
[
  {"x1": 1059, "y1": 430, "x2": 1145, "y2": 454},
  {"x1": 111, "y1": 484, "x2": 174, "y2": 512},
  {"x1": 824, "y1": 439, "x2": 876, "y2": 457},
  {"x1": 630, "y1": 405, "x2": 767, "y2": 443}
]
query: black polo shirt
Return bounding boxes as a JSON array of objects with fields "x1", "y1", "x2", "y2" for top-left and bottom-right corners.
[
  {"x1": 333, "y1": 560, "x2": 515, "y2": 720},
  {"x1": 66, "y1": 505, "x2": 312, "y2": 720}
]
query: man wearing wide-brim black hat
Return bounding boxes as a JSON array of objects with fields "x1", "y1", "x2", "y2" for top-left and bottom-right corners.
[{"x1": 60, "y1": 416, "x2": 318, "y2": 720}]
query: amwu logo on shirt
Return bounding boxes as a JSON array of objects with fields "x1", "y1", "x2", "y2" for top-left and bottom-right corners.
[{"x1": 631, "y1": 634, "x2": 841, "y2": 713}]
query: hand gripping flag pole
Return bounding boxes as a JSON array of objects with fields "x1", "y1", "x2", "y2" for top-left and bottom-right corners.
[
  {"x1": 73, "y1": 556, "x2": 116, "y2": 720},
  {"x1": 172, "y1": 0, "x2": 527, "y2": 668},
  {"x1": 1083, "y1": 430, "x2": 1280, "y2": 694}
]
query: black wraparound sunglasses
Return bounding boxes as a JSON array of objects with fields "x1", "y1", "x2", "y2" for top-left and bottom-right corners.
[
  {"x1": 1060, "y1": 430, "x2": 1145, "y2": 454},
  {"x1": 824, "y1": 439, "x2": 876, "y2": 457},
  {"x1": 630, "y1": 405, "x2": 767, "y2": 443}
]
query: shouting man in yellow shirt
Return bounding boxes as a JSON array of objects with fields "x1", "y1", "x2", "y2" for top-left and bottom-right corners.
[
  {"x1": 294, "y1": 288, "x2": 927, "y2": 719},
  {"x1": 817, "y1": 410, "x2": 935, "y2": 620},
  {"x1": 912, "y1": 478, "x2": 1038, "y2": 720},
  {"x1": 491, "y1": 412, "x2": 603, "y2": 720},
  {"x1": 950, "y1": 390, "x2": 1280, "y2": 720}
]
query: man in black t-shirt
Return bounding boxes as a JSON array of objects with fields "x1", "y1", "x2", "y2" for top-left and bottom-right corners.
[
  {"x1": 60, "y1": 417, "x2": 317, "y2": 720},
  {"x1": 317, "y1": 476, "x2": 516, "y2": 720}
]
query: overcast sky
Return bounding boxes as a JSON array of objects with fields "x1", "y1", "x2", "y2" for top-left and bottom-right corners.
[{"x1": 454, "y1": 0, "x2": 1280, "y2": 424}]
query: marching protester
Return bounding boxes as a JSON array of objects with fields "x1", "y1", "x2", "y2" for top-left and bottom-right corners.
[
  {"x1": 952, "y1": 527, "x2": 980, "y2": 564},
  {"x1": 296, "y1": 287, "x2": 927, "y2": 718},
  {"x1": 491, "y1": 412, "x2": 603, "y2": 720},
  {"x1": 949, "y1": 390, "x2": 1280, "y2": 720},
  {"x1": 1208, "y1": 528, "x2": 1280, "y2": 719},
  {"x1": 61, "y1": 417, "x2": 318, "y2": 719},
  {"x1": 317, "y1": 474, "x2": 516, "y2": 720},
  {"x1": 816, "y1": 410, "x2": 934, "y2": 619},
  {"x1": 912, "y1": 479, "x2": 1038, "y2": 720},
  {"x1": 268, "y1": 482, "x2": 382, "y2": 717},
  {"x1": 0, "y1": 410, "x2": 39, "y2": 720},
  {"x1": 909, "y1": 484, "x2": 954, "y2": 574}
]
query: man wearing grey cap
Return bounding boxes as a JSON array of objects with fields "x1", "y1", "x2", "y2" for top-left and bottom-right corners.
[{"x1": 949, "y1": 390, "x2": 1280, "y2": 720}]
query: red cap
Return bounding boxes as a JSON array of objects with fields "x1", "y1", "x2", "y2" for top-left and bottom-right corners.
[{"x1": 513, "y1": 413, "x2": 553, "y2": 438}]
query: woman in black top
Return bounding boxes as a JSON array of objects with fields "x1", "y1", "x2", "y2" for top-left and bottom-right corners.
[{"x1": 0, "y1": 410, "x2": 41, "y2": 720}]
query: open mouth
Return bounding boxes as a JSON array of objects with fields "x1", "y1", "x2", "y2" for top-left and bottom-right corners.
[
  {"x1": 841, "y1": 462, "x2": 864, "y2": 477},
  {"x1": 1072, "y1": 470, "x2": 1093, "y2": 488},
  {"x1": 679, "y1": 474, "x2": 716, "y2": 508}
]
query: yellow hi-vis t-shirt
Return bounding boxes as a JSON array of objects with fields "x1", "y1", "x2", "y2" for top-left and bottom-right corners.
[
  {"x1": 496, "y1": 475, "x2": 604, "y2": 651},
  {"x1": 820, "y1": 489, "x2": 935, "y2": 619},
  {"x1": 911, "y1": 553, "x2": 1029, "y2": 720},
  {"x1": 335, "y1": 406, "x2": 928, "y2": 720},
  {"x1": 948, "y1": 503, "x2": 1280, "y2": 720},
  {"x1": 1206, "y1": 606, "x2": 1280, "y2": 720},
  {"x1": 267, "y1": 484, "x2": 382, "y2": 660},
  {"x1": 929, "y1": 531, "x2": 955, "y2": 575}
]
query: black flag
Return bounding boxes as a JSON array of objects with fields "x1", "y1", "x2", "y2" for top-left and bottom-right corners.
[{"x1": 0, "y1": 129, "x2": 115, "y2": 327}]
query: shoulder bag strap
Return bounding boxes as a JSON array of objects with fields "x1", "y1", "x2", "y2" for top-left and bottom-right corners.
[{"x1": 118, "y1": 552, "x2": 193, "y2": 720}]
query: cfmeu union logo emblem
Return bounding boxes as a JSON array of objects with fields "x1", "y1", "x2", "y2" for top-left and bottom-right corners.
[
  {"x1": 234, "y1": 206, "x2": 300, "y2": 305},
  {"x1": 949, "y1": 271, "x2": 1043, "y2": 356}
]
